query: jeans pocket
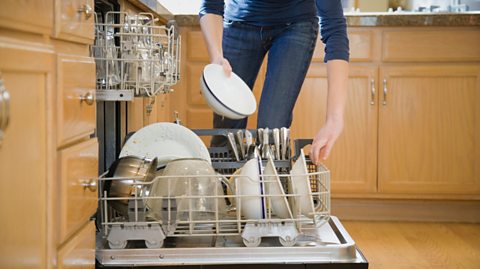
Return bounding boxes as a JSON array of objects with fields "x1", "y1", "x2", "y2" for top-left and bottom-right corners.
[{"x1": 223, "y1": 20, "x2": 236, "y2": 28}]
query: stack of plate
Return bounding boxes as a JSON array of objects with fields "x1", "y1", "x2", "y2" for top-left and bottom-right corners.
[
  {"x1": 200, "y1": 64, "x2": 257, "y2": 119},
  {"x1": 120, "y1": 122, "x2": 211, "y2": 166}
]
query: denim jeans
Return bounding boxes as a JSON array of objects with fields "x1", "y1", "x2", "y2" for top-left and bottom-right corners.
[{"x1": 211, "y1": 19, "x2": 319, "y2": 146}]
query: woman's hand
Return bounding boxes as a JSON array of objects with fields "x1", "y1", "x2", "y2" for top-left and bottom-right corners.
[
  {"x1": 212, "y1": 56, "x2": 232, "y2": 77},
  {"x1": 310, "y1": 117, "x2": 344, "y2": 165},
  {"x1": 200, "y1": 14, "x2": 232, "y2": 77}
]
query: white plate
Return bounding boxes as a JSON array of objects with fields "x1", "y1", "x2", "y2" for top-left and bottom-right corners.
[
  {"x1": 289, "y1": 149, "x2": 315, "y2": 218},
  {"x1": 264, "y1": 156, "x2": 293, "y2": 219},
  {"x1": 236, "y1": 157, "x2": 265, "y2": 220},
  {"x1": 202, "y1": 64, "x2": 257, "y2": 116},
  {"x1": 120, "y1": 122, "x2": 211, "y2": 165},
  {"x1": 200, "y1": 76, "x2": 245, "y2": 119}
]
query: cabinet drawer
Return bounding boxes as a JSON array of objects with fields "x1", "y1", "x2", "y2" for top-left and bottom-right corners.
[
  {"x1": 57, "y1": 55, "x2": 96, "y2": 147},
  {"x1": 55, "y1": 0, "x2": 95, "y2": 43},
  {"x1": 0, "y1": 0, "x2": 53, "y2": 35},
  {"x1": 58, "y1": 222, "x2": 95, "y2": 269},
  {"x1": 59, "y1": 138, "x2": 98, "y2": 243},
  {"x1": 313, "y1": 30, "x2": 375, "y2": 62},
  {"x1": 382, "y1": 28, "x2": 480, "y2": 62}
]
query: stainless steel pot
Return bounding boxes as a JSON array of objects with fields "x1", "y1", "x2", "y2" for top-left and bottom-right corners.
[{"x1": 107, "y1": 156, "x2": 158, "y2": 206}]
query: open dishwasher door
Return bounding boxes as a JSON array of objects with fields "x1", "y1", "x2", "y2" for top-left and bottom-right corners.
[{"x1": 96, "y1": 216, "x2": 367, "y2": 268}]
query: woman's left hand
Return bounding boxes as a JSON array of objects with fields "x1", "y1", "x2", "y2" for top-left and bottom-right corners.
[{"x1": 310, "y1": 118, "x2": 344, "y2": 165}]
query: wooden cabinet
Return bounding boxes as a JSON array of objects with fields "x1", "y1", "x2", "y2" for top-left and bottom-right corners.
[
  {"x1": 0, "y1": 1, "x2": 97, "y2": 268},
  {"x1": 0, "y1": 0, "x2": 53, "y2": 35},
  {"x1": 0, "y1": 44, "x2": 53, "y2": 269},
  {"x1": 292, "y1": 65, "x2": 378, "y2": 194},
  {"x1": 177, "y1": 25, "x2": 480, "y2": 201},
  {"x1": 57, "y1": 222, "x2": 95, "y2": 269},
  {"x1": 55, "y1": 0, "x2": 95, "y2": 43},
  {"x1": 378, "y1": 65, "x2": 480, "y2": 194},
  {"x1": 59, "y1": 138, "x2": 98, "y2": 243},
  {"x1": 57, "y1": 55, "x2": 96, "y2": 147}
]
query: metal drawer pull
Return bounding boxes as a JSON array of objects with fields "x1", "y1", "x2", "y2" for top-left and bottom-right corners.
[
  {"x1": 82, "y1": 179, "x2": 97, "y2": 192},
  {"x1": 80, "y1": 92, "x2": 95, "y2": 106},
  {"x1": 78, "y1": 4, "x2": 93, "y2": 20},
  {"x1": 370, "y1": 79, "x2": 375, "y2": 105},
  {"x1": 0, "y1": 75, "x2": 11, "y2": 147},
  {"x1": 382, "y1": 79, "x2": 387, "y2": 106}
]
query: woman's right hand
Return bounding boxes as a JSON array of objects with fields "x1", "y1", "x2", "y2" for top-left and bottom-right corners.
[
  {"x1": 212, "y1": 56, "x2": 232, "y2": 77},
  {"x1": 200, "y1": 14, "x2": 232, "y2": 77}
]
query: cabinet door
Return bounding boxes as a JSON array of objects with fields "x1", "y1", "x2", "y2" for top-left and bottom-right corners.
[
  {"x1": 0, "y1": 0, "x2": 53, "y2": 35},
  {"x1": 0, "y1": 45, "x2": 53, "y2": 268},
  {"x1": 59, "y1": 138, "x2": 98, "y2": 243},
  {"x1": 57, "y1": 222, "x2": 95, "y2": 269},
  {"x1": 57, "y1": 55, "x2": 96, "y2": 147},
  {"x1": 291, "y1": 64, "x2": 378, "y2": 194},
  {"x1": 379, "y1": 65, "x2": 480, "y2": 194},
  {"x1": 55, "y1": 0, "x2": 95, "y2": 43}
]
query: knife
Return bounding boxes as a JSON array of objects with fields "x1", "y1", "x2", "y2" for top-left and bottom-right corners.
[
  {"x1": 273, "y1": 128, "x2": 280, "y2": 160},
  {"x1": 245, "y1": 130, "x2": 253, "y2": 154},
  {"x1": 227, "y1": 132, "x2": 240, "y2": 161},
  {"x1": 235, "y1": 130, "x2": 245, "y2": 160},
  {"x1": 263, "y1": 128, "x2": 269, "y2": 159},
  {"x1": 280, "y1": 127, "x2": 288, "y2": 160},
  {"x1": 257, "y1": 128, "x2": 263, "y2": 157}
]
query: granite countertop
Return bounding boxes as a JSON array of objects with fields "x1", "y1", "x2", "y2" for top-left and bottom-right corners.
[
  {"x1": 174, "y1": 12, "x2": 480, "y2": 27},
  {"x1": 132, "y1": 0, "x2": 480, "y2": 27}
]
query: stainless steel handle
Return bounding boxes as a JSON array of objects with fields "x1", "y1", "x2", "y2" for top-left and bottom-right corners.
[
  {"x1": 382, "y1": 79, "x2": 387, "y2": 106},
  {"x1": 273, "y1": 128, "x2": 280, "y2": 160},
  {"x1": 81, "y1": 179, "x2": 97, "y2": 192},
  {"x1": 227, "y1": 132, "x2": 240, "y2": 161},
  {"x1": 0, "y1": 76, "x2": 11, "y2": 146},
  {"x1": 370, "y1": 79, "x2": 376, "y2": 105},
  {"x1": 80, "y1": 92, "x2": 95, "y2": 106},
  {"x1": 236, "y1": 130, "x2": 245, "y2": 160},
  {"x1": 78, "y1": 4, "x2": 93, "y2": 20}
]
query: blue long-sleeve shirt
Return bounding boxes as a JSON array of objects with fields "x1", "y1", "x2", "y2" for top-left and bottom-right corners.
[{"x1": 199, "y1": 0, "x2": 349, "y2": 62}]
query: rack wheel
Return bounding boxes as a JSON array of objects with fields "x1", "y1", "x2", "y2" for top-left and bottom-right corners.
[
  {"x1": 279, "y1": 236, "x2": 297, "y2": 247},
  {"x1": 243, "y1": 237, "x2": 261, "y2": 247},
  {"x1": 108, "y1": 240, "x2": 127, "y2": 249},
  {"x1": 145, "y1": 239, "x2": 164, "y2": 249}
]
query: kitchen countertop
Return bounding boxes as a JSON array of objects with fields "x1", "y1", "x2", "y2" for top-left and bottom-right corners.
[
  {"x1": 132, "y1": 0, "x2": 480, "y2": 27},
  {"x1": 174, "y1": 12, "x2": 480, "y2": 27}
]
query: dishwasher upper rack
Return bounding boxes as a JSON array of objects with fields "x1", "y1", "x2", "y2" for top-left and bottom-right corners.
[
  {"x1": 97, "y1": 165, "x2": 330, "y2": 249},
  {"x1": 92, "y1": 12, "x2": 181, "y2": 101}
]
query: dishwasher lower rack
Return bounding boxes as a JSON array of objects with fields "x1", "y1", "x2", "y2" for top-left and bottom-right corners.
[
  {"x1": 97, "y1": 166, "x2": 330, "y2": 249},
  {"x1": 96, "y1": 216, "x2": 365, "y2": 267}
]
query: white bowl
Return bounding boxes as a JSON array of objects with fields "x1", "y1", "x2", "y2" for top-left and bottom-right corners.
[
  {"x1": 201, "y1": 64, "x2": 257, "y2": 118},
  {"x1": 200, "y1": 77, "x2": 245, "y2": 119}
]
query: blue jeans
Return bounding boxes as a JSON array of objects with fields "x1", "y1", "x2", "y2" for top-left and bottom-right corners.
[{"x1": 212, "y1": 19, "x2": 319, "y2": 146}]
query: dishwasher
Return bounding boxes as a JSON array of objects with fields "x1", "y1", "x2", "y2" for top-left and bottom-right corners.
[
  {"x1": 94, "y1": 130, "x2": 368, "y2": 268},
  {"x1": 92, "y1": 8, "x2": 368, "y2": 269}
]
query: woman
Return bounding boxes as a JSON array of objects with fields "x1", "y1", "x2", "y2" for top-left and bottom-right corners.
[{"x1": 199, "y1": 0, "x2": 349, "y2": 164}]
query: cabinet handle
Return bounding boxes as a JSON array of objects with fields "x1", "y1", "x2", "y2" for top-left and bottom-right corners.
[
  {"x1": 370, "y1": 79, "x2": 375, "y2": 105},
  {"x1": 382, "y1": 79, "x2": 388, "y2": 106},
  {"x1": 0, "y1": 76, "x2": 11, "y2": 147},
  {"x1": 78, "y1": 4, "x2": 93, "y2": 20},
  {"x1": 81, "y1": 179, "x2": 97, "y2": 192},
  {"x1": 80, "y1": 92, "x2": 95, "y2": 106}
]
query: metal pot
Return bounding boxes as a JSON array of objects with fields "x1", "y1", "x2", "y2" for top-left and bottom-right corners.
[{"x1": 106, "y1": 156, "x2": 158, "y2": 205}]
